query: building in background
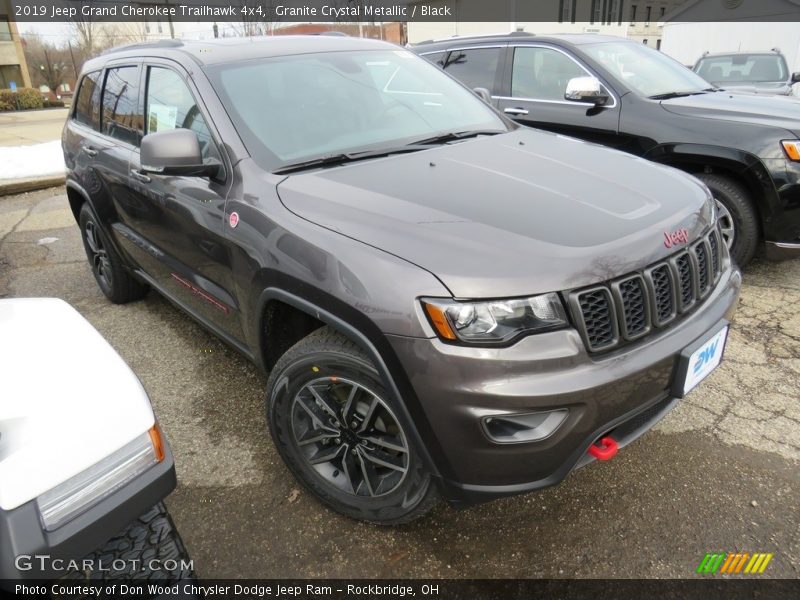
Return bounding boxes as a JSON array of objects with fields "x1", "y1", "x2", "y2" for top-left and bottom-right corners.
[
  {"x1": 0, "y1": 1, "x2": 32, "y2": 88},
  {"x1": 406, "y1": 0, "x2": 686, "y2": 46},
  {"x1": 660, "y1": 0, "x2": 800, "y2": 70}
]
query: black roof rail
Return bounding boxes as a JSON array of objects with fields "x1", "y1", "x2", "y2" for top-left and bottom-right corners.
[{"x1": 102, "y1": 39, "x2": 184, "y2": 56}]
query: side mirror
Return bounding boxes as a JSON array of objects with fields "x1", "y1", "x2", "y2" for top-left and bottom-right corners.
[
  {"x1": 565, "y1": 76, "x2": 610, "y2": 106},
  {"x1": 140, "y1": 129, "x2": 219, "y2": 177},
  {"x1": 792, "y1": 72, "x2": 800, "y2": 84},
  {"x1": 473, "y1": 87, "x2": 493, "y2": 104}
]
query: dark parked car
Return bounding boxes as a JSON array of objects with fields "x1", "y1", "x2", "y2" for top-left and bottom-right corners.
[
  {"x1": 62, "y1": 36, "x2": 740, "y2": 524},
  {"x1": 694, "y1": 50, "x2": 800, "y2": 97},
  {"x1": 412, "y1": 33, "x2": 800, "y2": 266}
]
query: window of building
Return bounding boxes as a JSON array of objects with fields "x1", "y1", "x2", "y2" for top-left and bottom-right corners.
[
  {"x1": 511, "y1": 47, "x2": 586, "y2": 101},
  {"x1": 73, "y1": 70, "x2": 102, "y2": 131},
  {"x1": 443, "y1": 48, "x2": 500, "y2": 91},
  {"x1": 0, "y1": 65, "x2": 22, "y2": 89},
  {"x1": 645, "y1": 6, "x2": 652, "y2": 26},
  {"x1": 559, "y1": 0, "x2": 577, "y2": 23},
  {"x1": 145, "y1": 67, "x2": 219, "y2": 161},
  {"x1": 643, "y1": 39, "x2": 649, "y2": 45},
  {"x1": 590, "y1": 0, "x2": 602, "y2": 24},
  {"x1": 101, "y1": 66, "x2": 142, "y2": 145},
  {"x1": 657, "y1": 39, "x2": 662, "y2": 50},
  {"x1": 630, "y1": 4, "x2": 637, "y2": 23},
  {"x1": 605, "y1": 0, "x2": 620, "y2": 25},
  {"x1": 0, "y1": 19, "x2": 12, "y2": 41},
  {"x1": 660, "y1": 6, "x2": 666, "y2": 18}
]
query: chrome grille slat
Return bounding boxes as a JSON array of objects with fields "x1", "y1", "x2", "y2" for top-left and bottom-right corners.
[{"x1": 570, "y1": 227, "x2": 724, "y2": 354}]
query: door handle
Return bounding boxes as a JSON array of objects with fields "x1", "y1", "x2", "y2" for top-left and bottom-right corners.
[
  {"x1": 130, "y1": 169, "x2": 151, "y2": 184},
  {"x1": 504, "y1": 107, "x2": 529, "y2": 116},
  {"x1": 82, "y1": 147, "x2": 98, "y2": 157}
]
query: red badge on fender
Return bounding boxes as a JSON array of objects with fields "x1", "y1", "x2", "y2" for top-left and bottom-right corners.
[{"x1": 229, "y1": 212, "x2": 240, "y2": 228}]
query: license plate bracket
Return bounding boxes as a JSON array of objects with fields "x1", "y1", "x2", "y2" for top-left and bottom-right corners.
[{"x1": 671, "y1": 321, "x2": 729, "y2": 399}]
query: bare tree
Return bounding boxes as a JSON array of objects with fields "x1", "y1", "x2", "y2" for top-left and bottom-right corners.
[
  {"x1": 22, "y1": 35, "x2": 71, "y2": 92},
  {"x1": 116, "y1": 21, "x2": 151, "y2": 43}
]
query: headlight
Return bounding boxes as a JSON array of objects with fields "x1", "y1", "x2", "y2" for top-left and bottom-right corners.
[
  {"x1": 781, "y1": 140, "x2": 800, "y2": 161},
  {"x1": 36, "y1": 426, "x2": 165, "y2": 531},
  {"x1": 421, "y1": 293, "x2": 568, "y2": 344}
]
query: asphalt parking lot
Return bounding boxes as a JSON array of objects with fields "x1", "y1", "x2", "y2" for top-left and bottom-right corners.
[{"x1": 1, "y1": 187, "x2": 798, "y2": 579}]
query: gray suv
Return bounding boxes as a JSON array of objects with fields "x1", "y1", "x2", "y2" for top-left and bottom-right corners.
[
  {"x1": 62, "y1": 36, "x2": 741, "y2": 524},
  {"x1": 694, "y1": 50, "x2": 800, "y2": 97}
]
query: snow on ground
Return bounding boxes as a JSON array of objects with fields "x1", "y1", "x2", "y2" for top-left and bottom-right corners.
[{"x1": 0, "y1": 140, "x2": 65, "y2": 180}]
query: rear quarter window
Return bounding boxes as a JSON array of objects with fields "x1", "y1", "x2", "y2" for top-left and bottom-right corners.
[
  {"x1": 443, "y1": 48, "x2": 501, "y2": 90},
  {"x1": 73, "y1": 71, "x2": 101, "y2": 131}
]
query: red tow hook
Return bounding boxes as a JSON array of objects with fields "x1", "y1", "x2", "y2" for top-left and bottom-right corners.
[{"x1": 588, "y1": 436, "x2": 618, "y2": 461}]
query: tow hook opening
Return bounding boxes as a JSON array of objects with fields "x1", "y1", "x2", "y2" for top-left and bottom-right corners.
[{"x1": 588, "y1": 436, "x2": 618, "y2": 461}]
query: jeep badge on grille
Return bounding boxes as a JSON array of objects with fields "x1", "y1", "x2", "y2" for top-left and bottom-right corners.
[{"x1": 664, "y1": 228, "x2": 690, "y2": 249}]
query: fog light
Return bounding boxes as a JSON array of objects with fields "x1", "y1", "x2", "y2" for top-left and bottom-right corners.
[
  {"x1": 482, "y1": 409, "x2": 569, "y2": 443},
  {"x1": 37, "y1": 429, "x2": 162, "y2": 531}
]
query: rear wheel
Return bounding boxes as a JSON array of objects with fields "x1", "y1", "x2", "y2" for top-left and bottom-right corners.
[
  {"x1": 79, "y1": 203, "x2": 148, "y2": 303},
  {"x1": 696, "y1": 173, "x2": 759, "y2": 266},
  {"x1": 266, "y1": 327, "x2": 439, "y2": 524}
]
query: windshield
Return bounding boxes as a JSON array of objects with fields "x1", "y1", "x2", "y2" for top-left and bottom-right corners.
[
  {"x1": 582, "y1": 41, "x2": 711, "y2": 98},
  {"x1": 206, "y1": 49, "x2": 508, "y2": 170},
  {"x1": 695, "y1": 54, "x2": 789, "y2": 84}
]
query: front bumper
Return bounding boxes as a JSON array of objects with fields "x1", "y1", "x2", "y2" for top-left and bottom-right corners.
[
  {"x1": 389, "y1": 267, "x2": 741, "y2": 506},
  {"x1": 0, "y1": 438, "x2": 176, "y2": 581},
  {"x1": 762, "y1": 158, "x2": 800, "y2": 257}
]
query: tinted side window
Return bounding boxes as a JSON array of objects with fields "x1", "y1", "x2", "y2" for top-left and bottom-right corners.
[
  {"x1": 101, "y1": 66, "x2": 142, "y2": 145},
  {"x1": 145, "y1": 67, "x2": 219, "y2": 161},
  {"x1": 443, "y1": 48, "x2": 500, "y2": 90},
  {"x1": 74, "y1": 71, "x2": 101, "y2": 130},
  {"x1": 420, "y1": 51, "x2": 446, "y2": 67},
  {"x1": 511, "y1": 47, "x2": 587, "y2": 101}
]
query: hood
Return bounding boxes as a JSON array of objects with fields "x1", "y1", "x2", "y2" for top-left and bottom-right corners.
[
  {"x1": 277, "y1": 129, "x2": 713, "y2": 298},
  {"x1": 0, "y1": 298, "x2": 155, "y2": 511},
  {"x1": 713, "y1": 82, "x2": 793, "y2": 96},
  {"x1": 660, "y1": 91, "x2": 800, "y2": 136}
]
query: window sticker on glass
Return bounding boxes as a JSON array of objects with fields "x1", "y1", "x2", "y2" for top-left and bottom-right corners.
[{"x1": 148, "y1": 104, "x2": 177, "y2": 133}]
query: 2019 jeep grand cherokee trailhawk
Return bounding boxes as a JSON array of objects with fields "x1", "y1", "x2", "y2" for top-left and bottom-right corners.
[
  {"x1": 62, "y1": 36, "x2": 741, "y2": 524},
  {"x1": 412, "y1": 33, "x2": 800, "y2": 266}
]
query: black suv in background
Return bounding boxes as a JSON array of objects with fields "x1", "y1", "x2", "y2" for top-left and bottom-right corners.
[
  {"x1": 412, "y1": 33, "x2": 800, "y2": 266},
  {"x1": 63, "y1": 36, "x2": 740, "y2": 524}
]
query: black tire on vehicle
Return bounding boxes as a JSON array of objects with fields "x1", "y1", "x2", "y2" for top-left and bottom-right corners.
[
  {"x1": 78, "y1": 203, "x2": 148, "y2": 304},
  {"x1": 696, "y1": 173, "x2": 759, "y2": 267},
  {"x1": 60, "y1": 502, "x2": 195, "y2": 583},
  {"x1": 266, "y1": 327, "x2": 439, "y2": 525}
]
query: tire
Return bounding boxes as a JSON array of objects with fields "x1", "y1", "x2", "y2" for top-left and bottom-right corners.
[
  {"x1": 60, "y1": 503, "x2": 195, "y2": 583},
  {"x1": 78, "y1": 203, "x2": 148, "y2": 304},
  {"x1": 266, "y1": 327, "x2": 439, "y2": 525},
  {"x1": 696, "y1": 173, "x2": 759, "y2": 267}
]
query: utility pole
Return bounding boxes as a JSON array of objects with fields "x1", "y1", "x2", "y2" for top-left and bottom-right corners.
[{"x1": 67, "y1": 41, "x2": 78, "y2": 81}]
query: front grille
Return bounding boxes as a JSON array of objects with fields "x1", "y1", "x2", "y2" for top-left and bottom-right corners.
[
  {"x1": 577, "y1": 288, "x2": 617, "y2": 350},
  {"x1": 570, "y1": 227, "x2": 724, "y2": 353}
]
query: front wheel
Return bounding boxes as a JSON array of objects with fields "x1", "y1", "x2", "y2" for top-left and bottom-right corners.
[
  {"x1": 696, "y1": 173, "x2": 759, "y2": 266},
  {"x1": 266, "y1": 327, "x2": 439, "y2": 524},
  {"x1": 60, "y1": 503, "x2": 194, "y2": 583}
]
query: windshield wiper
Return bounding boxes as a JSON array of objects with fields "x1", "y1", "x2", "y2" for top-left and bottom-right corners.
[
  {"x1": 408, "y1": 129, "x2": 505, "y2": 146},
  {"x1": 273, "y1": 145, "x2": 434, "y2": 174},
  {"x1": 649, "y1": 90, "x2": 708, "y2": 100}
]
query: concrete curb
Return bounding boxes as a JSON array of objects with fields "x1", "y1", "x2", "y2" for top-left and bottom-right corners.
[{"x1": 0, "y1": 175, "x2": 66, "y2": 197}]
